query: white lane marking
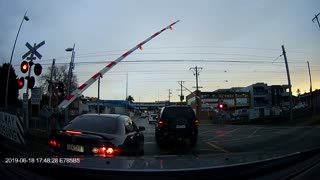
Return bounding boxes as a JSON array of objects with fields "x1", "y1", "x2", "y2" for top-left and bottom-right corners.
[
  {"x1": 248, "y1": 127, "x2": 263, "y2": 138},
  {"x1": 212, "y1": 135, "x2": 261, "y2": 143},
  {"x1": 206, "y1": 142, "x2": 229, "y2": 153},
  {"x1": 272, "y1": 131, "x2": 291, "y2": 135},
  {"x1": 204, "y1": 127, "x2": 241, "y2": 142}
]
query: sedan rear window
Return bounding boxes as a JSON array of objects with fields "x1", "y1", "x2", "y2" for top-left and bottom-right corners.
[
  {"x1": 161, "y1": 107, "x2": 196, "y2": 121},
  {"x1": 63, "y1": 115, "x2": 119, "y2": 134}
]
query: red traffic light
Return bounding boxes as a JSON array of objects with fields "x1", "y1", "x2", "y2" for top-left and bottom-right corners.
[
  {"x1": 217, "y1": 103, "x2": 228, "y2": 110},
  {"x1": 17, "y1": 77, "x2": 24, "y2": 89},
  {"x1": 34, "y1": 63, "x2": 42, "y2": 76},
  {"x1": 20, "y1": 61, "x2": 29, "y2": 73}
]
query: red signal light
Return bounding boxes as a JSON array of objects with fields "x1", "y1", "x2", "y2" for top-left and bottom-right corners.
[
  {"x1": 219, "y1": 104, "x2": 224, "y2": 109},
  {"x1": 20, "y1": 61, "x2": 29, "y2": 73},
  {"x1": 17, "y1": 77, "x2": 24, "y2": 89}
]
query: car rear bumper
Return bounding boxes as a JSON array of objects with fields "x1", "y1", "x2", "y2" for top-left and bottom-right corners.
[{"x1": 156, "y1": 129, "x2": 198, "y2": 140}]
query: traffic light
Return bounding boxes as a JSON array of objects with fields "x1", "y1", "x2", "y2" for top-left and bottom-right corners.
[
  {"x1": 218, "y1": 103, "x2": 225, "y2": 110},
  {"x1": 34, "y1": 63, "x2": 42, "y2": 76},
  {"x1": 27, "y1": 76, "x2": 35, "y2": 89},
  {"x1": 17, "y1": 77, "x2": 24, "y2": 89},
  {"x1": 20, "y1": 61, "x2": 29, "y2": 73}
]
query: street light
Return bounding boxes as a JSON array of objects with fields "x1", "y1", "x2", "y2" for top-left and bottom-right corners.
[
  {"x1": 5, "y1": 11, "x2": 29, "y2": 109},
  {"x1": 65, "y1": 44, "x2": 75, "y2": 122}
]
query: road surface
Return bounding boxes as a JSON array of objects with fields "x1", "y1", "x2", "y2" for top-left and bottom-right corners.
[
  {"x1": 134, "y1": 116, "x2": 320, "y2": 157},
  {"x1": 2, "y1": 116, "x2": 320, "y2": 158}
]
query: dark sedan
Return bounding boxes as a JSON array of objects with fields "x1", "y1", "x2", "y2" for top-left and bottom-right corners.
[{"x1": 49, "y1": 114, "x2": 145, "y2": 157}]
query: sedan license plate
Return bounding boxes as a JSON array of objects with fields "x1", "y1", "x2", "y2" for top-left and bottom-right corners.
[
  {"x1": 176, "y1": 125, "x2": 186, "y2": 129},
  {"x1": 67, "y1": 144, "x2": 84, "y2": 152}
]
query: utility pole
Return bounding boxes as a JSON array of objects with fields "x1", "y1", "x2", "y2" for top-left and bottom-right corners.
[
  {"x1": 176, "y1": 81, "x2": 186, "y2": 103},
  {"x1": 312, "y1": 13, "x2": 320, "y2": 30},
  {"x1": 167, "y1": 89, "x2": 172, "y2": 103},
  {"x1": 307, "y1": 61, "x2": 313, "y2": 93},
  {"x1": 65, "y1": 44, "x2": 75, "y2": 122},
  {"x1": 97, "y1": 77, "x2": 100, "y2": 114},
  {"x1": 282, "y1": 45, "x2": 293, "y2": 121},
  {"x1": 307, "y1": 61, "x2": 314, "y2": 114},
  {"x1": 48, "y1": 59, "x2": 55, "y2": 107},
  {"x1": 190, "y1": 66, "x2": 203, "y2": 115},
  {"x1": 126, "y1": 73, "x2": 128, "y2": 100}
]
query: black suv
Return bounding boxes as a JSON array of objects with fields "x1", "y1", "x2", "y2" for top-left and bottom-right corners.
[{"x1": 155, "y1": 105, "x2": 199, "y2": 146}]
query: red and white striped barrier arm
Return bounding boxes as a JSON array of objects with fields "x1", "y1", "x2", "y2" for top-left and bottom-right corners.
[{"x1": 58, "y1": 20, "x2": 180, "y2": 110}]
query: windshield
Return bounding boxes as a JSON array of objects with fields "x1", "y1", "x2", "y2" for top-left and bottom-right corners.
[
  {"x1": 0, "y1": 0, "x2": 320, "y2": 179},
  {"x1": 63, "y1": 115, "x2": 119, "y2": 134}
]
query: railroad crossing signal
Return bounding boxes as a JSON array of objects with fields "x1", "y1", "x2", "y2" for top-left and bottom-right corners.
[
  {"x1": 20, "y1": 40, "x2": 45, "y2": 89},
  {"x1": 22, "y1": 41, "x2": 45, "y2": 60}
]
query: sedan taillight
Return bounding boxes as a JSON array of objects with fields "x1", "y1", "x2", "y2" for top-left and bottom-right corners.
[
  {"x1": 92, "y1": 146, "x2": 121, "y2": 156},
  {"x1": 49, "y1": 140, "x2": 60, "y2": 147}
]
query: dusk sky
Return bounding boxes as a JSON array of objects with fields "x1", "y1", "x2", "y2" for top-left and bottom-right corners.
[{"x1": 1, "y1": 0, "x2": 319, "y2": 102}]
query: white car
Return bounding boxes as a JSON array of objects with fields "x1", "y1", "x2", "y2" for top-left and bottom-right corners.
[{"x1": 148, "y1": 114, "x2": 158, "y2": 124}]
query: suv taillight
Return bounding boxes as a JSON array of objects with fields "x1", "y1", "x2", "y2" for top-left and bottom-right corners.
[
  {"x1": 194, "y1": 120, "x2": 199, "y2": 126},
  {"x1": 158, "y1": 120, "x2": 164, "y2": 127}
]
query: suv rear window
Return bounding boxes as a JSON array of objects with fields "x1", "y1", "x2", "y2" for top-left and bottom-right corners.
[{"x1": 161, "y1": 107, "x2": 196, "y2": 121}]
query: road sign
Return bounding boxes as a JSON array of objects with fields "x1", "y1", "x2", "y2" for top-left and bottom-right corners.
[
  {"x1": 0, "y1": 112, "x2": 25, "y2": 145},
  {"x1": 22, "y1": 41, "x2": 45, "y2": 60},
  {"x1": 31, "y1": 88, "x2": 42, "y2": 105}
]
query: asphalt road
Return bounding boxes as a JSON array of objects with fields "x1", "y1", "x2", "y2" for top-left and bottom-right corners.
[
  {"x1": 134, "y1": 116, "x2": 320, "y2": 157},
  {"x1": 3, "y1": 116, "x2": 320, "y2": 158}
]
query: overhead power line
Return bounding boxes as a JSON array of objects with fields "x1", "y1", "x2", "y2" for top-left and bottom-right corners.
[{"x1": 12, "y1": 58, "x2": 308, "y2": 67}]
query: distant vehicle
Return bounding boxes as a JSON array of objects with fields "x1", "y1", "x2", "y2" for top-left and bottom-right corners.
[
  {"x1": 216, "y1": 112, "x2": 231, "y2": 121},
  {"x1": 293, "y1": 103, "x2": 307, "y2": 110},
  {"x1": 140, "y1": 112, "x2": 148, "y2": 118},
  {"x1": 155, "y1": 105, "x2": 198, "y2": 146},
  {"x1": 49, "y1": 114, "x2": 145, "y2": 157},
  {"x1": 232, "y1": 109, "x2": 249, "y2": 120},
  {"x1": 148, "y1": 114, "x2": 158, "y2": 124}
]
